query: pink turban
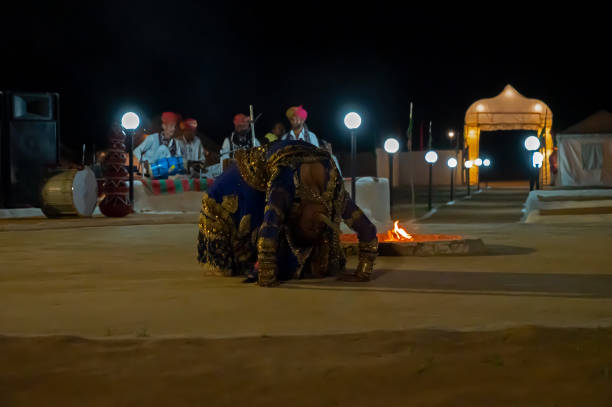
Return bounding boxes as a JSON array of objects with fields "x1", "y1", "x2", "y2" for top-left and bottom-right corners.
[{"x1": 286, "y1": 105, "x2": 308, "y2": 120}]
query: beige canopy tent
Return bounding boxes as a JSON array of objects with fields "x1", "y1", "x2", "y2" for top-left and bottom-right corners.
[
  {"x1": 557, "y1": 110, "x2": 612, "y2": 187},
  {"x1": 464, "y1": 84, "x2": 553, "y2": 184}
]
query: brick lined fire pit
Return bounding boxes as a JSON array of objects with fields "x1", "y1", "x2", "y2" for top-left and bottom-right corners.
[{"x1": 341, "y1": 221, "x2": 486, "y2": 256}]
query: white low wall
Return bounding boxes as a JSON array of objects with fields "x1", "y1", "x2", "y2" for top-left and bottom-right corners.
[
  {"x1": 133, "y1": 178, "x2": 393, "y2": 232},
  {"x1": 376, "y1": 149, "x2": 464, "y2": 187}
]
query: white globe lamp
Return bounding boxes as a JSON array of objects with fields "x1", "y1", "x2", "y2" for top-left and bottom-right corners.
[
  {"x1": 425, "y1": 150, "x2": 438, "y2": 164},
  {"x1": 121, "y1": 112, "x2": 140, "y2": 130}
]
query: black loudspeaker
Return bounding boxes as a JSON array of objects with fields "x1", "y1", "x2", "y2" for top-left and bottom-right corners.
[{"x1": 1, "y1": 91, "x2": 60, "y2": 208}]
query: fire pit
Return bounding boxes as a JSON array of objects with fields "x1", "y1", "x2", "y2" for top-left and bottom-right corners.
[{"x1": 341, "y1": 221, "x2": 486, "y2": 256}]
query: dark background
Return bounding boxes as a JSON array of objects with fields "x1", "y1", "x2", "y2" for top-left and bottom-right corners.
[
  {"x1": 479, "y1": 130, "x2": 536, "y2": 181},
  {"x1": 2, "y1": 1, "x2": 610, "y2": 158}
]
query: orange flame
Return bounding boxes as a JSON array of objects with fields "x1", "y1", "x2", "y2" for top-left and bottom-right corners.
[{"x1": 385, "y1": 221, "x2": 413, "y2": 242}]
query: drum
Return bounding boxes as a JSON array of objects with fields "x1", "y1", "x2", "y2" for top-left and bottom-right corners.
[
  {"x1": 150, "y1": 157, "x2": 184, "y2": 179},
  {"x1": 41, "y1": 167, "x2": 98, "y2": 218}
]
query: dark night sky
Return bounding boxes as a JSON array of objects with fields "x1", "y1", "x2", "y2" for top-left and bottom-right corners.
[{"x1": 2, "y1": 1, "x2": 610, "y2": 156}]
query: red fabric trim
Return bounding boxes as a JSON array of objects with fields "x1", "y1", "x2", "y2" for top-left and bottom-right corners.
[
  {"x1": 166, "y1": 180, "x2": 176, "y2": 194},
  {"x1": 181, "y1": 178, "x2": 190, "y2": 192},
  {"x1": 152, "y1": 181, "x2": 162, "y2": 195}
]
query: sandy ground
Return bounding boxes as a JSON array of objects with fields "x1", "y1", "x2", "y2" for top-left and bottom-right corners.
[
  {"x1": 2, "y1": 184, "x2": 612, "y2": 405},
  {"x1": 2, "y1": 327, "x2": 612, "y2": 406},
  {"x1": 2, "y1": 221, "x2": 612, "y2": 338}
]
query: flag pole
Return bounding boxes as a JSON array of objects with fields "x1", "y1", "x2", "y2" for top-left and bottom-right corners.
[
  {"x1": 541, "y1": 110, "x2": 548, "y2": 186},
  {"x1": 406, "y1": 102, "x2": 416, "y2": 220}
]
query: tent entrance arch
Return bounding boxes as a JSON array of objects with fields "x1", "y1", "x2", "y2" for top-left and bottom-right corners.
[
  {"x1": 479, "y1": 130, "x2": 536, "y2": 181},
  {"x1": 464, "y1": 85, "x2": 553, "y2": 184}
]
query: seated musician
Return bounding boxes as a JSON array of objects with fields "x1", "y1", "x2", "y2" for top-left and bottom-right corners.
[
  {"x1": 262, "y1": 122, "x2": 286, "y2": 145},
  {"x1": 219, "y1": 113, "x2": 261, "y2": 169},
  {"x1": 177, "y1": 118, "x2": 206, "y2": 177},
  {"x1": 198, "y1": 140, "x2": 378, "y2": 287},
  {"x1": 281, "y1": 105, "x2": 320, "y2": 147},
  {"x1": 133, "y1": 112, "x2": 182, "y2": 170}
]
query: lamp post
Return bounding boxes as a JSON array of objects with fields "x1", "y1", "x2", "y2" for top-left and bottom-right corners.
[
  {"x1": 384, "y1": 137, "x2": 400, "y2": 210},
  {"x1": 483, "y1": 158, "x2": 491, "y2": 189},
  {"x1": 532, "y1": 152, "x2": 544, "y2": 190},
  {"x1": 474, "y1": 157, "x2": 483, "y2": 191},
  {"x1": 425, "y1": 150, "x2": 438, "y2": 211},
  {"x1": 121, "y1": 112, "x2": 140, "y2": 206},
  {"x1": 448, "y1": 130, "x2": 460, "y2": 177},
  {"x1": 465, "y1": 160, "x2": 473, "y2": 197},
  {"x1": 524, "y1": 135, "x2": 541, "y2": 191},
  {"x1": 447, "y1": 157, "x2": 457, "y2": 202},
  {"x1": 461, "y1": 143, "x2": 469, "y2": 185},
  {"x1": 448, "y1": 129, "x2": 460, "y2": 155},
  {"x1": 344, "y1": 112, "x2": 362, "y2": 201}
]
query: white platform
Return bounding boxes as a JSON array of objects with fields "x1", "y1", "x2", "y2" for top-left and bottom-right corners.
[
  {"x1": 523, "y1": 189, "x2": 612, "y2": 223},
  {"x1": 133, "y1": 181, "x2": 202, "y2": 214}
]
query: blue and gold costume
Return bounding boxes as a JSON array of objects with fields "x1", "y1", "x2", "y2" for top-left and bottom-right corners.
[{"x1": 197, "y1": 140, "x2": 378, "y2": 286}]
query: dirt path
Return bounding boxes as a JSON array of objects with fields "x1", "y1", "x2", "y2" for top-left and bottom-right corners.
[{"x1": 2, "y1": 327, "x2": 611, "y2": 406}]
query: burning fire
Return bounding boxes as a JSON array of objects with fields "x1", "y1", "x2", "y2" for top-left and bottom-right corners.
[
  {"x1": 339, "y1": 220, "x2": 462, "y2": 244},
  {"x1": 384, "y1": 221, "x2": 413, "y2": 242}
]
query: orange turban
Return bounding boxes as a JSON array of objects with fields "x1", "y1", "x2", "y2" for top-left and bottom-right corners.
[
  {"x1": 286, "y1": 105, "x2": 308, "y2": 120},
  {"x1": 233, "y1": 113, "x2": 250, "y2": 126},
  {"x1": 161, "y1": 112, "x2": 179, "y2": 124}
]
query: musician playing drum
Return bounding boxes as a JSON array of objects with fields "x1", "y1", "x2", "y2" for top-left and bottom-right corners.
[
  {"x1": 219, "y1": 113, "x2": 260, "y2": 170},
  {"x1": 133, "y1": 111, "x2": 183, "y2": 170}
]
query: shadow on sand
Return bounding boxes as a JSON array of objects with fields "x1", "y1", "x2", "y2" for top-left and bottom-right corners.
[
  {"x1": 284, "y1": 269, "x2": 612, "y2": 299},
  {"x1": 478, "y1": 244, "x2": 537, "y2": 256}
]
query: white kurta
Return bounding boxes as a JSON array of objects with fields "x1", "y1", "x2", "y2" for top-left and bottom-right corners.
[
  {"x1": 133, "y1": 133, "x2": 182, "y2": 163},
  {"x1": 178, "y1": 136, "x2": 205, "y2": 162},
  {"x1": 281, "y1": 128, "x2": 320, "y2": 147},
  {"x1": 219, "y1": 133, "x2": 261, "y2": 164}
]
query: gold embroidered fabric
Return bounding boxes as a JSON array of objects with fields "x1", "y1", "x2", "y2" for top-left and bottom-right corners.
[
  {"x1": 199, "y1": 193, "x2": 237, "y2": 240},
  {"x1": 234, "y1": 214, "x2": 253, "y2": 263},
  {"x1": 284, "y1": 227, "x2": 314, "y2": 278},
  {"x1": 198, "y1": 192, "x2": 253, "y2": 276},
  {"x1": 257, "y1": 237, "x2": 278, "y2": 286},
  {"x1": 199, "y1": 142, "x2": 375, "y2": 285},
  {"x1": 235, "y1": 147, "x2": 268, "y2": 191},
  {"x1": 266, "y1": 144, "x2": 332, "y2": 173},
  {"x1": 355, "y1": 238, "x2": 379, "y2": 279}
]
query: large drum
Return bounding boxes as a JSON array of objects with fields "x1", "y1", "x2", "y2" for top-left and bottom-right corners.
[
  {"x1": 41, "y1": 167, "x2": 98, "y2": 218},
  {"x1": 150, "y1": 156, "x2": 184, "y2": 179}
]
